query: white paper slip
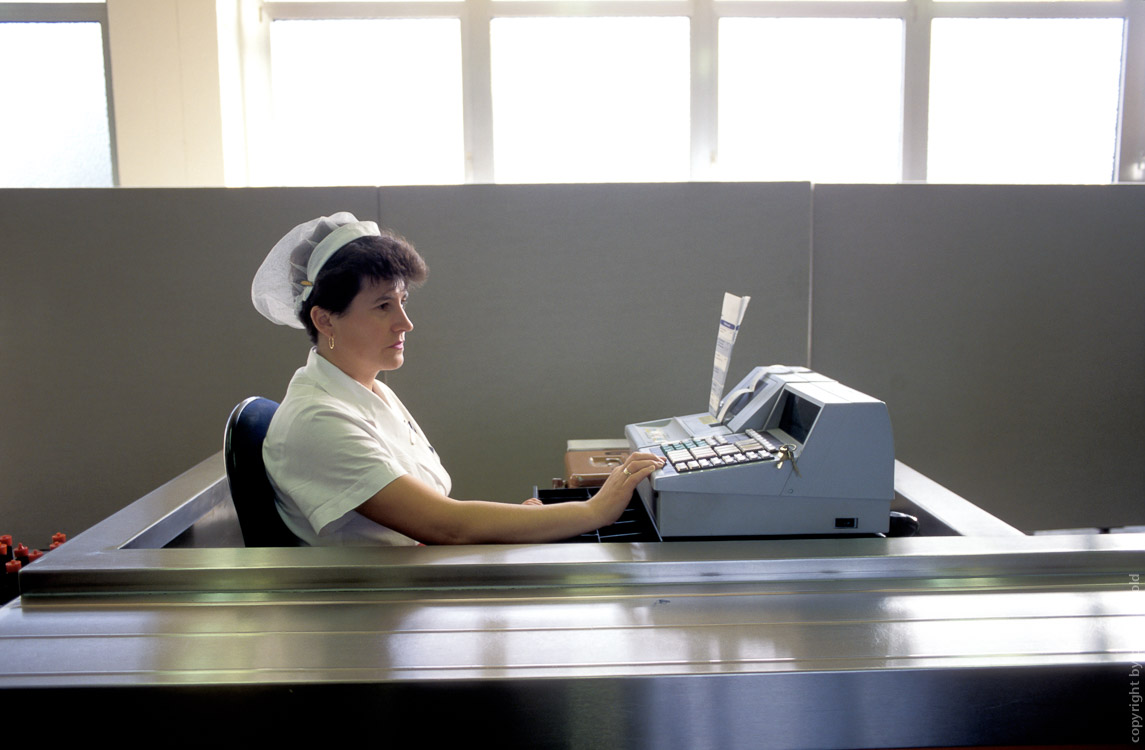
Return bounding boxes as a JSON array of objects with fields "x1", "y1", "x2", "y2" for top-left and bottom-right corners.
[{"x1": 709, "y1": 292, "x2": 751, "y2": 417}]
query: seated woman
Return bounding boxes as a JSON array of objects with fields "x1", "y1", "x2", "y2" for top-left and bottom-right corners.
[{"x1": 252, "y1": 212, "x2": 663, "y2": 546}]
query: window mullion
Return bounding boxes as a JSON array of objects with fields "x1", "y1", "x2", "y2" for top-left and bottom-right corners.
[
  {"x1": 263, "y1": 2, "x2": 465, "y2": 20},
  {"x1": 692, "y1": 0, "x2": 717, "y2": 179},
  {"x1": 928, "y1": 1, "x2": 1128, "y2": 21},
  {"x1": 99, "y1": 6, "x2": 119, "y2": 186},
  {"x1": 1116, "y1": 0, "x2": 1144, "y2": 181},
  {"x1": 239, "y1": 0, "x2": 274, "y2": 185},
  {"x1": 491, "y1": 0, "x2": 689, "y2": 17},
  {"x1": 902, "y1": 0, "x2": 931, "y2": 182},
  {"x1": 463, "y1": 0, "x2": 493, "y2": 183},
  {"x1": 712, "y1": 1, "x2": 913, "y2": 20}
]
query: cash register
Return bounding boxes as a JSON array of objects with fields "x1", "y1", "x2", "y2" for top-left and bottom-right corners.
[{"x1": 624, "y1": 365, "x2": 895, "y2": 538}]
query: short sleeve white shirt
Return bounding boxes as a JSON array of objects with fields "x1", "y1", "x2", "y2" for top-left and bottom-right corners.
[{"x1": 263, "y1": 349, "x2": 451, "y2": 546}]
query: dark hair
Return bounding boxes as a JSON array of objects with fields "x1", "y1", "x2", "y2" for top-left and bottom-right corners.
[{"x1": 298, "y1": 231, "x2": 428, "y2": 344}]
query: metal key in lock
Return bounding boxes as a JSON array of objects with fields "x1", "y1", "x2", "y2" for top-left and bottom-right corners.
[{"x1": 775, "y1": 444, "x2": 801, "y2": 477}]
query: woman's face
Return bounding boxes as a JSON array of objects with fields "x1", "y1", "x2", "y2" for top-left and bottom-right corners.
[{"x1": 325, "y1": 278, "x2": 413, "y2": 381}]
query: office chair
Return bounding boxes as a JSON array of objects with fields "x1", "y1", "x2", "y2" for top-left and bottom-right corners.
[{"x1": 223, "y1": 397, "x2": 301, "y2": 547}]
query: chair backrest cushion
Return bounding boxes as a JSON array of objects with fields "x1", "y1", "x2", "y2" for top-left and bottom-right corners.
[{"x1": 224, "y1": 397, "x2": 300, "y2": 547}]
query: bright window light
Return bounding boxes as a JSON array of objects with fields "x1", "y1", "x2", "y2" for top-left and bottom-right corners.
[
  {"x1": 0, "y1": 22, "x2": 113, "y2": 187},
  {"x1": 491, "y1": 17, "x2": 691, "y2": 184},
  {"x1": 269, "y1": 19, "x2": 465, "y2": 186},
  {"x1": 717, "y1": 18, "x2": 904, "y2": 183},
  {"x1": 927, "y1": 18, "x2": 1124, "y2": 184}
]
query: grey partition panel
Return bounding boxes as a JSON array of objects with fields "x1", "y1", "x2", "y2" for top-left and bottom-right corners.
[
  {"x1": 810, "y1": 184, "x2": 1145, "y2": 532},
  {"x1": 0, "y1": 188, "x2": 377, "y2": 542},
  {"x1": 377, "y1": 183, "x2": 811, "y2": 503}
]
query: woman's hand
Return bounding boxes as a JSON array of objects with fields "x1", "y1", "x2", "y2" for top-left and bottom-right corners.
[
  {"x1": 586, "y1": 451, "x2": 665, "y2": 529},
  {"x1": 522, "y1": 497, "x2": 543, "y2": 506}
]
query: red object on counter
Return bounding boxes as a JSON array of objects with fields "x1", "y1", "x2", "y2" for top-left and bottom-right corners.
[
  {"x1": 3, "y1": 557, "x2": 21, "y2": 604},
  {"x1": 14, "y1": 544, "x2": 29, "y2": 563},
  {"x1": 0, "y1": 535, "x2": 11, "y2": 548},
  {"x1": 27, "y1": 550, "x2": 43, "y2": 564},
  {"x1": 51, "y1": 533, "x2": 67, "y2": 545}
]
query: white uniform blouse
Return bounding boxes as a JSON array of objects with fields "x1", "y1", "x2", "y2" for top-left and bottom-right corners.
[{"x1": 262, "y1": 349, "x2": 451, "y2": 546}]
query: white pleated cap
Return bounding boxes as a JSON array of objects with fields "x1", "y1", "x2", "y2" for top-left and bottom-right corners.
[{"x1": 252, "y1": 212, "x2": 381, "y2": 328}]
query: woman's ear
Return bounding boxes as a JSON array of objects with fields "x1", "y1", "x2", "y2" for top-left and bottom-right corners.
[{"x1": 310, "y1": 305, "x2": 335, "y2": 339}]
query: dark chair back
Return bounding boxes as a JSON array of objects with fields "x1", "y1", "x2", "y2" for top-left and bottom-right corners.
[{"x1": 224, "y1": 397, "x2": 300, "y2": 547}]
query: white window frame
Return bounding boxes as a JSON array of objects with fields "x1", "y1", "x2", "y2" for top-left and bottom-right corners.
[
  {"x1": 254, "y1": 0, "x2": 1144, "y2": 184},
  {"x1": 0, "y1": 1, "x2": 119, "y2": 185}
]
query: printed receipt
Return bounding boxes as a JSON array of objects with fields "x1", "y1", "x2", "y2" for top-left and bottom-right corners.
[{"x1": 709, "y1": 292, "x2": 751, "y2": 417}]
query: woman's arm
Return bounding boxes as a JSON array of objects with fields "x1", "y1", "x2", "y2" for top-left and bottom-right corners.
[{"x1": 355, "y1": 452, "x2": 664, "y2": 544}]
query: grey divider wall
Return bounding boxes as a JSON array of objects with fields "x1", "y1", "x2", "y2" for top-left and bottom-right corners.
[
  {"x1": 810, "y1": 184, "x2": 1145, "y2": 532},
  {"x1": 0, "y1": 183, "x2": 811, "y2": 543},
  {"x1": 8, "y1": 182, "x2": 1136, "y2": 543},
  {"x1": 377, "y1": 183, "x2": 812, "y2": 504},
  {"x1": 0, "y1": 188, "x2": 379, "y2": 543}
]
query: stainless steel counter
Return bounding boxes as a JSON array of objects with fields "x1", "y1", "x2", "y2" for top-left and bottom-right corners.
[{"x1": 2, "y1": 453, "x2": 1141, "y2": 746}]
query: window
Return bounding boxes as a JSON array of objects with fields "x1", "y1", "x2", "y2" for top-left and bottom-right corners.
[
  {"x1": 717, "y1": 17, "x2": 904, "y2": 183},
  {"x1": 257, "y1": 0, "x2": 1140, "y2": 186},
  {"x1": 490, "y1": 16, "x2": 691, "y2": 183},
  {"x1": 3, "y1": 1, "x2": 1139, "y2": 186},
  {"x1": 927, "y1": 17, "x2": 1125, "y2": 183},
  {"x1": 268, "y1": 18, "x2": 465, "y2": 186},
  {"x1": 0, "y1": 3, "x2": 114, "y2": 187}
]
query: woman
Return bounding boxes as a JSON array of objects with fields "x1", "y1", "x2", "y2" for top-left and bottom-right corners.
[{"x1": 252, "y1": 212, "x2": 664, "y2": 546}]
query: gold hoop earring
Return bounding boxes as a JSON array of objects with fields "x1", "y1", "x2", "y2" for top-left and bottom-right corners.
[{"x1": 329, "y1": 335, "x2": 335, "y2": 351}]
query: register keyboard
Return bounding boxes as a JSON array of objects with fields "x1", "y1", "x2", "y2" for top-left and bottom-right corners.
[{"x1": 660, "y1": 430, "x2": 784, "y2": 474}]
